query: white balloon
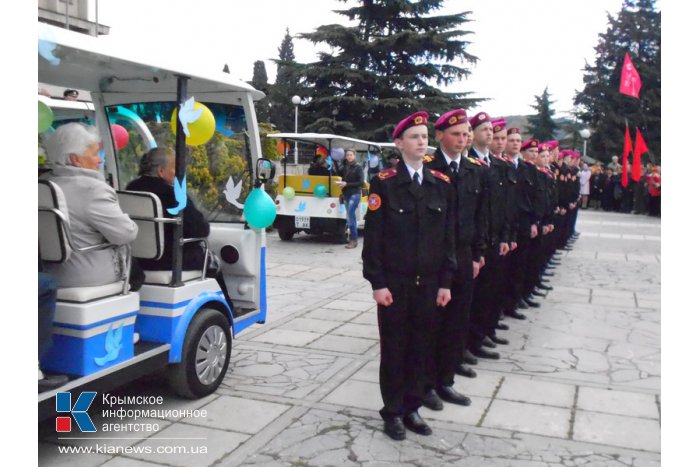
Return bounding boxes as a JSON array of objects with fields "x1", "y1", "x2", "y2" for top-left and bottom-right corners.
[
  {"x1": 330, "y1": 147, "x2": 345, "y2": 161},
  {"x1": 368, "y1": 154, "x2": 379, "y2": 168}
]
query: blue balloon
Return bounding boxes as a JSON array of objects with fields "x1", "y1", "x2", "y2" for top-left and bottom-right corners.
[
  {"x1": 243, "y1": 187, "x2": 277, "y2": 229},
  {"x1": 314, "y1": 184, "x2": 328, "y2": 198}
]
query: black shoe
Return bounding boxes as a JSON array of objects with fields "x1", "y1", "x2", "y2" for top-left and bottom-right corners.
[
  {"x1": 437, "y1": 385, "x2": 471, "y2": 406},
  {"x1": 517, "y1": 299, "x2": 530, "y2": 310},
  {"x1": 562, "y1": 246, "x2": 573, "y2": 251},
  {"x1": 383, "y1": 416, "x2": 406, "y2": 440},
  {"x1": 549, "y1": 260, "x2": 561, "y2": 265},
  {"x1": 471, "y1": 346, "x2": 500, "y2": 359},
  {"x1": 482, "y1": 336, "x2": 497, "y2": 348},
  {"x1": 542, "y1": 271, "x2": 554, "y2": 277},
  {"x1": 524, "y1": 297, "x2": 540, "y2": 308},
  {"x1": 531, "y1": 290, "x2": 546, "y2": 298},
  {"x1": 536, "y1": 283, "x2": 553, "y2": 291},
  {"x1": 456, "y1": 363, "x2": 477, "y2": 378},
  {"x1": 539, "y1": 277, "x2": 551, "y2": 284},
  {"x1": 489, "y1": 334, "x2": 509, "y2": 345},
  {"x1": 463, "y1": 349, "x2": 478, "y2": 365},
  {"x1": 403, "y1": 411, "x2": 432, "y2": 436},
  {"x1": 496, "y1": 321, "x2": 510, "y2": 331},
  {"x1": 422, "y1": 389, "x2": 444, "y2": 411},
  {"x1": 505, "y1": 309, "x2": 527, "y2": 320},
  {"x1": 38, "y1": 374, "x2": 69, "y2": 393}
]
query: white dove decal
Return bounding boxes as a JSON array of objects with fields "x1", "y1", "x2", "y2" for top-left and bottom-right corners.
[
  {"x1": 178, "y1": 97, "x2": 203, "y2": 138},
  {"x1": 224, "y1": 176, "x2": 245, "y2": 209}
]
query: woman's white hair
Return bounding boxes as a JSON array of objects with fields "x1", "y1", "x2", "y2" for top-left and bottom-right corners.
[{"x1": 46, "y1": 123, "x2": 101, "y2": 166}]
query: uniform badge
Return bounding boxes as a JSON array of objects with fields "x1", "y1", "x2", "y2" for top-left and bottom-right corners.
[
  {"x1": 448, "y1": 116, "x2": 457, "y2": 125},
  {"x1": 423, "y1": 155, "x2": 434, "y2": 163},
  {"x1": 414, "y1": 115, "x2": 424, "y2": 124},
  {"x1": 368, "y1": 193, "x2": 382, "y2": 211},
  {"x1": 478, "y1": 113, "x2": 486, "y2": 121}
]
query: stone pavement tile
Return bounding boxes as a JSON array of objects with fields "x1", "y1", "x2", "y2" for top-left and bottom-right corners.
[
  {"x1": 322, "y1": 379, "x2": 382, "y2": 411},
  {"x1": 547, "y1": 285, "x2": 590, "y2": 296},
  {"x1": 307, "y1": 334, "x2": 376, "y2": 354},
  {"x1": 453, "y1": 372, "x2": 502, "y2": 398},
  {"x1": 324, "y1": 299, "x2": 376, "y2": 312},
  {"x1": 350, "y1": 359, "x2": 379, "y2": 383},
  {"x1": 593, "y1": 289, "x2": 636, "y2": 300},
  {"x1": 277, "y1": 317, "x2": 341, "y2": 334},
  {"x1": 101, "y1": 458, "x2": 164, "y2": 467},
  {"x1": 128, "y1": 423, "x2": 248, "y2": 467},
  {"x1": 590, "y1": 295, "x2": 636, "y2": 307},
  {"x1": 577, "y1": 386, "x2": 658, "y2": 419},
  {"x1": 496, "y1": 377, "x2": 575, "y2": 408},
  {"x1": 304, "y1": 308, "x2": 362, "y2": 322},
  {"x1": 573, "y1": 411, "x2": 660, "y2": 452},
  {"x1": 184, "y1": 396, "x2": 290, "y2": 434},
  {"x1": 339, "y1": 291, "x2": 377, "y2": 303},
  {"x1": 481, "y1": 400, "x2": 571, "y2": 438},
  {"x1": 422, "y1": 395, "x2": 490, "y2": 426},
  {"x1": 38, "y1": 443, "x2": 112, "y2": 467},
  {"x1": 350, "y1": 311, "x2": 377, "y2": 325},
  {"x1": 546, "y1": 291, "x2": 591, "y2": 303},
  {"x1": 331, "y1": 322, "x2": 379, "y2": 340},
  {"x1": 249, "y1": 329, "x2": 322, "y2": 347}
]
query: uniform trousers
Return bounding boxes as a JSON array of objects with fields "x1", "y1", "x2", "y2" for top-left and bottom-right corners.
[
  {"x1": 425, "y1": 245, "x2": 474, "y2": 390},
  {"x1": 506, "y1": 236, "x2": 531, "y2": 309},
  {"x1": 469, "y1": 244, "x2": 507, "y2": 347},
  {"x1": 525, "y1": 234, "x2": 545, "y2": 294},
  {"x1": 378, "y1": 275, "x2": 439, "y2": 420}
]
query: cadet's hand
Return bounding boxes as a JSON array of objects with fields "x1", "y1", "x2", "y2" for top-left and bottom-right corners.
[
  {"x1": 479, "y1": 256, "x2": 485, "y2": 268},
  {"x1": 473, "y1": 261, "x2": 480, "y2": 279},
  {"x1": 436, "y1": 288, "x2": 451, "y2": 307},
  {"x1": 510, "y1": 242, "x2": 518, "y2": 251},
  {"x1": 569, "y1": 202, "x2": 576, "y2": 209},
  {"x1": 499, "y1": 242, "x2": 509, "y2": 255},
  {"x1": 530, "y1": 224, "x2": 538, "y2": 238},
  {"x1": 373, "y1": 288, "x2": 393, "y2": 307},
  {"x1": 561, "y1": 208, "x2": 567, "y2": 215},
  {"x1": 338, "y1": 181, "x2": 347, "y2": 187}
]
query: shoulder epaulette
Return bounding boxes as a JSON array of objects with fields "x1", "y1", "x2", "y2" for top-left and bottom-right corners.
[
  {"x1": 430, "y1": 169, "x2": 451, "y2": 183},
  {"x1": 377, "y1": 168, "x2": 398, "y2": 181},
  {"x1": 492, "y1": 154, "x2": 506, "y2": 162},
  {"x1": 423, "y1": 155, "x2": 435, "y2": 163},
  {"x1": 467, "y1": 156, "x2": 484, "y2": 166}
]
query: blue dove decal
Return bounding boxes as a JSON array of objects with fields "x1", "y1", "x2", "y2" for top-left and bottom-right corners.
[
  {"x1": 215, "y1": 113, "x2": 234, "y2": 137},
  {"x1": 167, "y1": 175, "x2": 188, "y2": 215},
  {"x1": 94, "y1": 323, "x2": 123, "y2": 366},
  {"x1": 301, "y1": 179, "x2": 311, "y2": 190},
  {"x1": 178, "y1": 97, "x2": 203, "y2": 137},
  {"x1": 295, "y1": 202, "x2": 307, "y2": 213},
  {"x1": 38, "y1": 39, "x2": 60, "y2": 65}
]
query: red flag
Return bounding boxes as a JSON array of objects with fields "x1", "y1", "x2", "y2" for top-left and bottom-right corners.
[
  {"x1": 619, "y1": 53, "x2": 642, "y2": 98},
  {"x1": 632, "y1": 129, "x2": 649, "y2": 182},
  {"x1": 621, "y1": 125, "x2": 633, "y2": 187}
]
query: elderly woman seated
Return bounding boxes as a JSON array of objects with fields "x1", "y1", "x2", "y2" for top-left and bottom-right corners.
[
  {"x1": 127, "y1": 148, "x2": 234, "y2": 306},
  {"x1": 42, "y1": 123, "x2": 138, "y2": 288}
]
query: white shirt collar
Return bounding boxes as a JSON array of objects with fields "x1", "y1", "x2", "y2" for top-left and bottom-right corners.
[
  {"x1": 442, "y1": 150, "x2": 460, "y2": 169},
  {"x1": 406, "y1": 164, "x2": 424, "y2": 184},
  {"x1": 472, "y1": 147, "x2": 490, "y2": 161}
]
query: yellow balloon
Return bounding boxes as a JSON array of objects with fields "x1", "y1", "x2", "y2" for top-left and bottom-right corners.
[{"x1": 170, "y1": 101, "x2": 216, "y2": 146}]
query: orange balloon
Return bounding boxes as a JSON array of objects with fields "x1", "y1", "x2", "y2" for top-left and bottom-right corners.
[{"x1": 276, "y1": 140, "x2": 290, "y2": 156}]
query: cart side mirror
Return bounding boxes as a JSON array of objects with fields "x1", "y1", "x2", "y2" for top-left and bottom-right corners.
[{"x1": 256, "y1": 158, "x2": 276, "y2": 184}]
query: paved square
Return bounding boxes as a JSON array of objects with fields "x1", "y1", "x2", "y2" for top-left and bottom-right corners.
[{"x1": 481, "y1": 399, "x2": 572, "y2": 438}]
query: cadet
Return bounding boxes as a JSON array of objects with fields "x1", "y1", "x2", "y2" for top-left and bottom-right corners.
[
  {"x1": 362, "y1": 111, "x2": 457, "y2": 441},
  {"x1": 423, "y1": 109, "x2": 485, "y2": 413}
]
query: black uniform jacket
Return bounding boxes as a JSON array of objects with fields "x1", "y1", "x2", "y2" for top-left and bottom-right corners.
[
  {"x1": 424, "y1": 149, "x2": 487, "y2": 258},
  {"x1": 469, "y1": 148, "x2": 511, "y2": 246},
  {"x1": 515, "y1": 159, "x2": 539, "y2": 239},
  {"x1": 126, "y1": 175, "x2": 209, "y2": 271},
  {"x1": 362, "y1": 161, "x2": 457, "y2": 291}
]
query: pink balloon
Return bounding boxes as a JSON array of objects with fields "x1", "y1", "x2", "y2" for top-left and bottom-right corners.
[{"x1": 111, "y1": 124, "x2": 129, "y2": 150}]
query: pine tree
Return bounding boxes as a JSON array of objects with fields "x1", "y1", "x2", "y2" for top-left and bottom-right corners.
[
  {"x1": 250, "y1": 61, "x2": 272, "y2": 123},
  {"x1": 527, "y1": 87, "x2": 559, "y2": 142},
  {"x1": 574, "y1": 0, "x2": 660, "y2": 164},
  {"x1": 297, "y1": 0, "x2": 482, "y2": 141},
  {"x1": 269, "y1": 28, "x2": 303, "y2": 132}
]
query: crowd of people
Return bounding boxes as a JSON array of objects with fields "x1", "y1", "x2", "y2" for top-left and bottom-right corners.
[{"x1": 361, "y1": 109, "x2": 585, "y2": 441}]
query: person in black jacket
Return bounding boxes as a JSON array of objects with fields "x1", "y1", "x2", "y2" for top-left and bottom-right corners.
[
  {"x1": 126, "y1": 148, "x2": 234, "y2": 307},
  {"x1": 338, "y1": 149, "x2": 365, "y2": 249},
  {"x1": 362, "y1": 111, "x2": 456, "y2": 441}
]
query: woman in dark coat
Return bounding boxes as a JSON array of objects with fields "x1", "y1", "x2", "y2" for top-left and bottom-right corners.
[{"x1": 601, "y1": 168, "x2": 615, "y2": 211}]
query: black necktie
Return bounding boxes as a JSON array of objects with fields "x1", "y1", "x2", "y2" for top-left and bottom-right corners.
[
  {"x1": 412, "y1": 171, "x2": 421, "y2": 187},
  {"x1": 449, "y1": 161, "x2": 459, "y2": 177}
]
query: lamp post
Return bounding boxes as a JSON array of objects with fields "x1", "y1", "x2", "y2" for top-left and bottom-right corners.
[
  {"x1": 292, "y1": 95, "x2": 301, "y2": 164},
  {"x1": 579, "y1": 128, "x2": 591, "y2": 158}
]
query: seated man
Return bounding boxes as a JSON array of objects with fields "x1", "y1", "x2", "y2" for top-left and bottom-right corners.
[{"x1": 308, "y1": 155, "x2": 330, "y2": 176}]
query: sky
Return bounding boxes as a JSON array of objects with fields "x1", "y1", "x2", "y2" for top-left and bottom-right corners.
[{"x1": 93, "y1": 0, "x2": 632, "y2": 120}]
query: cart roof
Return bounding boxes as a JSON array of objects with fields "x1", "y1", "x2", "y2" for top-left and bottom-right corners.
[{"x1": 267, "y1": 133, "x2": 383, "y2": 151}]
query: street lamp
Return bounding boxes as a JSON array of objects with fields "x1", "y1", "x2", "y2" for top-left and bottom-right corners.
[
  {"x1": 292, "y1": 95, "x2": 301, "y2": 164},
  {"x1": 579, "y1": 128, "x2": 591, "y2": 158}
]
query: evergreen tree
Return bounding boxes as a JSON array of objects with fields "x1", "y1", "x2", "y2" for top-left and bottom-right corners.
[
  {"x1": 574, "y1": 0, "x2": 660, "y2": 164},
  {"x1": 297, "y1": 0, "x2": 482, "y2": 141},
  {"x1": 249, "y1": 61, "x2": 272, "y2": 123},
  {"x1": 527, "y1": 87, "x2": 558, "y2": 142},
  {"x1": 269, "y1": 28, "x2": 303, "y2": 132}
]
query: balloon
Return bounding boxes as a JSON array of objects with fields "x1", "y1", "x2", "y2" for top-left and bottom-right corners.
[
  {"x1": 330, "y1": 147, "x2": 344, "y2": 161},
  {"x1": 170, "y1": 101, "x2": 216, "y2": 146},
  {"x1": 243, "y1": 187, "x2": 277, "y2": 229},
  {"x1": 38, "y1": 100, "x2": 54, "y2": 132},
  {"x1": 276, "y1": 140, "x2": 290, "y2": 156},
  {"x1": 314, "y1": 184, "x2": 328, "y2": 198},
  {"x1": 111, "y1": 124, "x2": 129, "y2": 150},
  {"x1": 368, "y1": 153, "x2": 379, "y2": 168},
  {"x1": 282, "y1": 186, "x2": 295, "y2": 200}
]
